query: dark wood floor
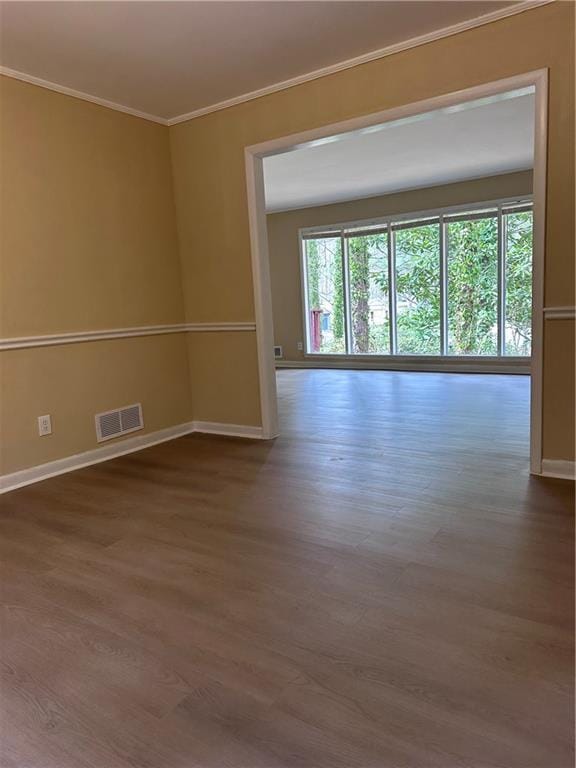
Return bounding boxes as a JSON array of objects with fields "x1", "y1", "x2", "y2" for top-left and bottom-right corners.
[{"x1": 1, "y1": 370, "x2": 573, "y2": 768}]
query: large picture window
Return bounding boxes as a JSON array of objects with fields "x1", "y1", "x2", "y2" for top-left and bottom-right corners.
[
  {"x1": 394, "y1": 221, "x2": 441, "y2": 355},
  {"x1": 446, "y1": 211, "x2": 498, "y2": 356},
  {"x1": 347, "y1": 230, "x2": 390, "y2": 354},
  {"x1": 301, "y1": 199, "x2": 533, "y2": 358},
  {"x1": 304, "y1": 236, "x2": 345, "y2": 354},
  {"x1": 504, "y1": 209, "x2": 533, "y2": 356}
]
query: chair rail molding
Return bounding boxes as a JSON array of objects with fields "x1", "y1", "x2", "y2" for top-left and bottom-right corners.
[
  {"x1": 0, "y1": 322, "x2": 257, "y2": 351},
  {"x1": 543, "y1": 306, "x2": 576, "y2": 320}
]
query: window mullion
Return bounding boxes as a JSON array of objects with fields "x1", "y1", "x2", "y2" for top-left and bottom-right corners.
[
  {"x1": 388, "y1": 226, "x2": 397, "y2": 355},
  {"x1": 341, "y1": 232, "x2": 353, "y2": 355},
  {"x1": 439, "y1": 216, "x2": 448, "y2": 355},
  {"x1": 497, "y1": 206, "x2": 506, "y2": 356}
]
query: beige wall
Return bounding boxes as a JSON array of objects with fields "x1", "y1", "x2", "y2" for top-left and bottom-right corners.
[
  {"x1": 170, "y1": 1, "x2": 574, "y2": 462},
  {"x1": 267, "y1": 172, "x2": 533, "y2": 362},
  {"x1": 187, "y1": 332, "x2": 262, "y2": 427},
  {"x1": 0, "y1": 335, "x2": 193, "y2": 474},
  {"x1": 0, "y1": 77, "x2": 192, "y2": 474},
  {"x1": 542, "y1": 319, "x2": 575, "y2": 464},
  {"x1": 0, "y1": 77, "x2": 185, "y2": 336}
]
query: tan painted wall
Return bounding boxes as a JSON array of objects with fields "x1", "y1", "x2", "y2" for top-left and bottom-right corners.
[
  {"x1": 187, "y1": 332, "x2": 261, "y2": 427},
  {"x1": 542, "y1": 319, "x2": 576, "y2": 464},
  {"x1": 0, "y1": 77, "x2": 192, "y2": 474},
  {"x1": 0, "y1": 77, "x2": 185, "y2": 336},
  {"x1": 170, "y1": 1, "x2": 574, "y2": 462},
  {"x1": 0, "y1": 335, "x2": 193, "y2": 474},
  {"x1": 267, "y1": 172, "x2": 533, "y2": 362}
]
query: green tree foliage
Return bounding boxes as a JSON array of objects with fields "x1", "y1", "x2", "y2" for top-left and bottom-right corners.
[
  {"x1": 306, "y1": 237, "x2": 345, "y2": 354},
  {"x1": 447, "y1": 216, "x2": 498, "y2": 355},
  {"x1": 395, "y1": 224, "x2": 441, "y2": 354},
  {"x1": 348, "y1": 234, "x2": 389, "y2": 353},
  {"x1": 505, "y1": 212, "x2": 532, "y2": 355},
  {"x1": 348, "y1": 236, "x2": 371, "y2": 352},
  {"x1": 332, "y1": 250, "x2": 344, "y2": 342},
  {"x1": 306, "y1": 238, "x2": 320, "y2": 309}
]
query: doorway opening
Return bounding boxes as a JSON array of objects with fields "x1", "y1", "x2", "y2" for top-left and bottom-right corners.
[{"x1": 245, "y1": 71, "x2": 547, "y2": 474}]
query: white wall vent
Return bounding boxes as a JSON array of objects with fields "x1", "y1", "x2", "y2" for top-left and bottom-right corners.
[
  {"x1": 95, "y1": 403, "x2": 143, "y2": 443},
  {"x1": 274, "y1": 345, "x2": 283, "y2": 359}
]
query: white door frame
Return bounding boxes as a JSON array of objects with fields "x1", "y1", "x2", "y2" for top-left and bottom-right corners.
[{"x1": 245, "y1": 69, "x2": 548, "y2": 474}]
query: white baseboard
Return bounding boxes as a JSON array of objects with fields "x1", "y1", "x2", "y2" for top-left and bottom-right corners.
[
  {"x1": 276, "y1": 359, "x2": 530, "y2": 375},
  {"x1": 6, "y1": 419, "x2": 566, "y2": 494},
  {"x1": 0, "y1": 420, "x2": 264, "y2": 494},
  {"x1": 540, "y1": 459, "x2": 575, "y2": 481},
  {"x1": 192, "y1": 421, "x2": 264, "y2": 439}
]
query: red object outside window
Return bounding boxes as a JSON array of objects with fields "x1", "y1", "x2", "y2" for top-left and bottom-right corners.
[{"x1": 311, "y1": 309, "x2": 322, "y2": 352}]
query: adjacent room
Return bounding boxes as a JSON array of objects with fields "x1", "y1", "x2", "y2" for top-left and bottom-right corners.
[
  {"x1": 266, "y1": 89, "x2": 535, "y2": 365},
  {"x1": 0, "y1": 2, "x2": 574, "y2": 767},
  {"x1": 264, "y1": 89, "x2": 536, "y2": 475}
]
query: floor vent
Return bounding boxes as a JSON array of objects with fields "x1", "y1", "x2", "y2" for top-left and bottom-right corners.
[
  {"x1": 274, "y1": 345, "x2": 283, "y2": 359},
  {"x1": 95, "y1": 403, "x2": 143, "y2": 442}
]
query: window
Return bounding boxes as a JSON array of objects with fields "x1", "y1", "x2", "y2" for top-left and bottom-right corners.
[
  {"x1": 304, "y1": 235, "x2": 345, "y2": 354},
  {"x1": 504, "y1": 209, "x2": 533, "y2": 355},
  {"x1": 347, "y1": 231, "x2": 390, "y2": 354},
  {"x1": 394, "y1": 221, "x2": 441, "y2": 355},
  {"x1": 302, "y1": 199, "x2": 533, "y2": 358},
  {"x1": 446, "y1": 211, "x2": 498, "y2": 356}
]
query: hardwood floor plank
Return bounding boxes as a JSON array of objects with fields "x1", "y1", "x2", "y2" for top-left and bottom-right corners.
[{"x1": 1, "y1": 370, "x2": 573, "y2": 767}]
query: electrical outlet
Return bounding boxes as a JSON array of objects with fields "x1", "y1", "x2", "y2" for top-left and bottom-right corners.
[
  {"x1": 38, "y1": 414, "x2": 52, "y2": 436},
  {"x1": 297, "y1": 341, "x2": 303, "y2": 351}
]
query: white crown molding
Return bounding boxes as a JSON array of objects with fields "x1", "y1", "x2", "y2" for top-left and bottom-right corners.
[
  {"x1": 0, "y1": 66, "x2": 168, "y2": 125},
  {"x1": 543, "y1": 306, "x2": 576, "y2": 320},
  {"x1": 0, "y1": 419, "x2": 264, "y2": 494},
  {"x1": 540, "y1": 459, "x2": 575, "y2": 481},
  {"x1": 0, "y1": 1, "x2": 554, "y2": 127},
  {"x1": 166, "y1": 0, "x2": 555, "y2": 126},
  {"x1": 0, "y1": 322, "x2": 257, "y2": 351}
]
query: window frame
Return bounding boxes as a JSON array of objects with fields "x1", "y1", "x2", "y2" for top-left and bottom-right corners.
[{"x1": 299, "y1": 195, "x2": 533, "y2": 362}]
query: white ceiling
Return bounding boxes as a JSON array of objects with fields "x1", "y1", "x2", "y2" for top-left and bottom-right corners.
[
  {"x1": 0, "y1": 1, "x2": 523, "y2": 122},
  {"x1": 263, "y1": 90, "x2": 535, "y2": 212}
]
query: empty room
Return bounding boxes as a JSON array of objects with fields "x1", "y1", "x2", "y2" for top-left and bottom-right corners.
[
  {"x1": 265, "y1": 89, "x2": 537, "y2": 464},
  {"x1": 0, "y1": 2, "x2": 574, "y2": 767}
]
